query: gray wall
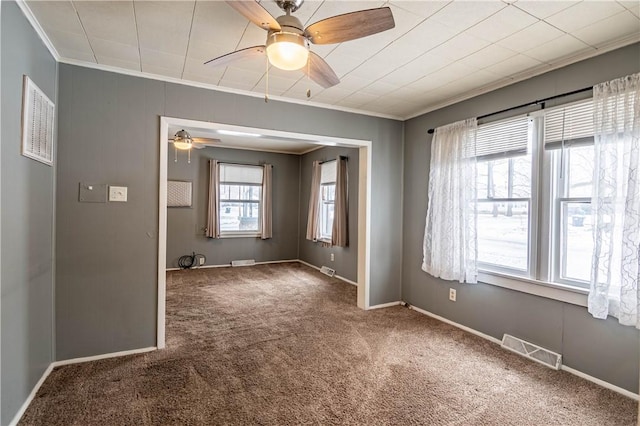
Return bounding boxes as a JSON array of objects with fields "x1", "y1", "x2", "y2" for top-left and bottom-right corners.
[
  {"x1": 56, "y1": 63, "x2": 404, "y2": 359},
  {"x1": 299, "y1": 146, "x2": 359, "y2": 282},
  {"x1": 167, "y1": 147, "x2": 300, "y2": 267},
  {"x1": 1, "y1": 2, "x2": 57, "y2": 424},
  {"x1": 402, "y1": 43, "x2": 640, "y2": 393}
]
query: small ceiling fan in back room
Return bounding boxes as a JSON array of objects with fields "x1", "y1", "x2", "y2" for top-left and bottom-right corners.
[
  {"x1": 204, "y1": 0, "x2": 395, "y2": 97},
  {"x1": 169, "y1": 129, "x2": 220, "y2": 163}
]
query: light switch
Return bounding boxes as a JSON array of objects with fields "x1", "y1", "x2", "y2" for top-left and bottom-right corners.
[{"x1": 109, "y1": 186, "x2": 128, "y2": 202}]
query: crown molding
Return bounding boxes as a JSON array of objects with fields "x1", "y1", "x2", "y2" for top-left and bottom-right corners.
[{"x1": 15, "y1": 0, "x2": 61, "y2": 61}]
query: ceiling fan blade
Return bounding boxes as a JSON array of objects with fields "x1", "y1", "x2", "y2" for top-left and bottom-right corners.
[
  {"x1": 304, "y1": 7, "x2": 395, "y2": 45},
  {"x1": 204, "y1": 45, "x2": 265, "y2": 68},
  {"x1": 192, "y1": 138, "x2": 221, "y2": 144},
  {"x1": 225, "y1": 1, "x2": 281, "y2": 31},
  {"x1": 302, "y1": 52, "x2": 340, "y2": 89}
]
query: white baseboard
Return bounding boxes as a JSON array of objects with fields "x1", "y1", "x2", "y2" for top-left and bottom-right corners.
[
  {"x1": 166, "y1": 259, "x2": 299, "y2": 272},
  {"x1": 407, "y1": 304, "x2": 639, "y2": 401},
  {"x1": 8, "y1": 363, "x2": 55, "y2": 426},
  {"x1": 8, "y1": 346, "x2": 157, "y2": 425},
  {"x1": 52, "y1": 346, "x2": 157, "y2": 367},
  {"x1": 368, "y1": 301, "x2": 402, "y2": 310}
]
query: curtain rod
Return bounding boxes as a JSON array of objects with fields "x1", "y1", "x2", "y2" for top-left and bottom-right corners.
[
  {"x1": 426, "y1": 86, "x2": 593, "y2": 134},
  {"x1": 319, "y1": 156, "x2": 348, "y2": 164},
  {"x1": 210, "y1": 160, "x2": 266, "y2": 167}
]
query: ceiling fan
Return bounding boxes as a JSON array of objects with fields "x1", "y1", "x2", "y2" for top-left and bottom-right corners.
[
  {"x1": 169, "y1": 129, "x2": 220, "y2": 163},
  {"x1": 204, "y1": 0, "x2": 395, "y2": 89}
]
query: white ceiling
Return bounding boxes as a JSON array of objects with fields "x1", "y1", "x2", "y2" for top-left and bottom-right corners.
[{"x1": 24, "y1": 0, "x2": 640, "y2": 119}]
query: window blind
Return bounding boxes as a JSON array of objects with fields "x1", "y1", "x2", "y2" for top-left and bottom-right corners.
[
  {"x1": 544, "y1": 99, "x2": 594, "y2": 149},
  {"x1": 219, "y1": 163, "x2": 263, "y2": 184},
  {"x1": 320, "y1": 160, "x2": 336, "y2": 184},
  {"x1": 474, "y1": 116, "x2": 530, "y2": 160}
]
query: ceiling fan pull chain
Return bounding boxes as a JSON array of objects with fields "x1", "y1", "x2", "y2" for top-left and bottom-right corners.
[
  {"x1": 306, "y1": 57, "x2": 311, "y2": 98},
  {"x1": 174, "y1": 147, "x2": 178, "y2": 163},
  {"x1": 265, "y1": 55, "x2": 270, "y2": 103},
  {"x1": 188, "y1": 149, "x2": 191, "y2": 164}
]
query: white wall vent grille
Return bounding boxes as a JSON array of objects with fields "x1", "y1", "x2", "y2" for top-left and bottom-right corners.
[
  {"x1": 501, "y1": 334, "x2": 562, "y2": 370},
  {"x1": 320, "y1": 266, "x2": 336, "y2": 277},
  {"x1": 231, "y1": 259, "x2": 255, "y2": 267},
  {"x1": 167, "y1": 180, "x2": 192, "y2": 207},
  {"x1": 21, "y1": 75, "x2": 55, "y2": 166}
]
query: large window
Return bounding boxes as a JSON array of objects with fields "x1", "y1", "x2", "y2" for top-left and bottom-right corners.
[
  {"x1": 218, "y1": 163, "x2": 263, "y2": 236},
  {"x1": 475, "y1": 117, "x2": 532, "y2": 275},
  {"x1": 319, "y1": 160, "x2": 336, "y2": 241},
  {"x1": 476, "y1": 100, "x2": 596, "y2": 289}
]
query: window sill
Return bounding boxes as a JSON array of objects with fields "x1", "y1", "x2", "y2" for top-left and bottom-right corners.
[
  {"x1": 477, "y1": 270, "x2": 589, "y2": 307},
  {"x1": 219, "y1": 233, "x2": 261, "y2": 239}
]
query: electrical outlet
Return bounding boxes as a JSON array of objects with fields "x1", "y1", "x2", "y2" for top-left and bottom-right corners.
[
  {"x1": 199, "y1": 257, "x2": 205, "y2": 265},
  {"x1": 449, "y1": 288, "x2": 457, "y2": 302},
  {"x1": 330, "y1": 253, "x2": 335, "y2": 262}
]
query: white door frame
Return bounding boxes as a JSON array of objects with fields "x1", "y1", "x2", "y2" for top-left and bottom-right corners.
[{"x1": 157, "y1": 116, "x2": 372, "y2": 348}]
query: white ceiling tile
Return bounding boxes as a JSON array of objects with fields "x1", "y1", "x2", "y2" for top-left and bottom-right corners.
[
  {"x1": 26, "y1": 1, "x2": 85, "y2": 35},
  {"x1": 456, "y1": 44, "x2": 518, "y2": 70},
  {"x1": 283, "y1": 79, "x2": 320, "y2": 99},
  {"x1": 183, "y1": 58, "x2": 225, "y2": 80},
  {"x1": 337, "y1": 74, "x2": 374, "y2": 92},
  {"x1": 545, "y1": 1, "x2": 626, "y2": 33},
  {"x1": 349, "y1": 45, "x2": 424, "y2": 80},
  {"x1": 142, "y1": 65, "x2": 182, "y2": 79},
  {"x1": 309, "y1": 86, "x2": 352, "y2": 103},
  {"x1": 429, "y1": 1, "x2": 507, "y2": 33},
  {"x1": 618, "y1": 1, "x2": 640, "y2": 18},
  {"x1": 98, "y1": 57, "x2": 140, "y2": 72},
  {"x1": 483, "y1": 54, "x2": 543, "y2": 77},
  {"x1": 322, "y1": 51, "x2": 366, "y2": 78},
  {"x1": 524, "y1": 34, "x2": 593, "y2": 64},
  {"x1": 73, "y1": 1, "x2": 138, "y2": 47},
  {"x1": 217, "y1": 79, "x2": 256, "y2": 92},
  {"x1": 426, "y1": 32, "x2": 491, "y2": 62},
  {"x1": 187, "y1": 39, "x2": 236, "y2": 62},
  {"x1": 359, "y1": 81, "x2": 402, "y2": 97},
  {"x1": 44, "y1": 28, "x2": 94, "y2": 56},
  {"x1": 336, "y1": 92, "x2": 380, "y2": 108},
  {"x1": 134, "y1": 1, "x2": 194, "y2": 56},
  {"x1": 391, "y1": 1, "x2": 450, "y2": 18},
  {"x1": 383, "y1": 18, "x2": 459, "y2": 55},
  {"x1": 219, "y1": 66, "x2": 264, "y2": 86},
  {"x1": 378, "y1": 52, "x2": 450, "y2": 85},
  {"x1": 572, "y1": 11, "x2": 640, "y2": 47},
  {"x1": 496, "y1": 21, "x2": 565, "y2": 52},
  {"x1": 514, "y1": 1, "x2": 577, "y2": 19},
  {"x1": 189, "y1": 1, "x2": 249, "y2": 47},
  {"x1": 140, "y1": 49, "x2": 184, "y2": 73},
  {"x1": 410, "y1": 61, "x2": 481, "y2": 92},
  {"x1": 465, "y1": 5, "x2": 539, "y2": 43},
  {"x1": 90, "y1": 38, "x2": 140, "y2": 64}
]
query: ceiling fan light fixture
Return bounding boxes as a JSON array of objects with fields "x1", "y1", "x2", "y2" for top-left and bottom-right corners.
[
  {"x1": 266, "y1": 32, "x2": 309, "y2": 71},
  {"x1": 173, "y1": 129, "x2": 193, "y2": 150}
]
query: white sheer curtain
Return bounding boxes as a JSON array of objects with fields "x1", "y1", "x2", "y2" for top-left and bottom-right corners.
[
  {"x1": 261, "y1": 163, "x2": 273, "y2": 239},
  {"x1": 589, "y1": 72, "x2": 640, "y2": 328},
  {"x1": 423, "y1": 118, "x2": 478, "y2": 283}
]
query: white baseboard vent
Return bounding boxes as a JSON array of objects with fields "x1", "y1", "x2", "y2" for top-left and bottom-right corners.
[
  {"x1": 320, "y1": 266, "x2": 335, "y2": 277},
  {"x1": 501, "y1": 334, "x2": 562, "y2": 370},
  {"x1": 231, "y1": 259, "x2": 255, "y2": 267}
]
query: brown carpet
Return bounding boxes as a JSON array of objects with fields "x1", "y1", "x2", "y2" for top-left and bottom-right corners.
[{"x1": 20, "y1": 262, "x2": 637, "y2": 425}]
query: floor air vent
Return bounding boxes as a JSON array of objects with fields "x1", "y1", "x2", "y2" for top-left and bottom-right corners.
[
  {"x1": 231, "y1": 259, "x2": 255, "y2": 267},
  {"x1": 501, "y1": 334, "x2": 562, "y2": 370},
  {"x1": 320, "y1": 266, "x2": 336, "y2": 277}
]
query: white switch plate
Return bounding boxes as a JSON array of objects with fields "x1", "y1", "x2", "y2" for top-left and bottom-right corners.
[{"x1": 109, "y1": 186, "x2": 128, "y2": 202}]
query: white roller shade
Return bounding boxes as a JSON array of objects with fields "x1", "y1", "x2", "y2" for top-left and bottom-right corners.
[
  {"x1": 475, "y1": 116, "x2": 530, "y2": 160},
  {"x1": 544, "y1": 99, "x2": 594, "y2": 149},
  {"x1": 320, "y1": 160, "x2": 336, "y2": 184},
  {"x1": 219, "y1": 163, "x2": 263, "y2": 184}
]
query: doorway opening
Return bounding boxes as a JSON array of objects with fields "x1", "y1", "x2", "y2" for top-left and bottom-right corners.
[{"x1": 157, "y1": 116, "x2": 372, "y2": 348}]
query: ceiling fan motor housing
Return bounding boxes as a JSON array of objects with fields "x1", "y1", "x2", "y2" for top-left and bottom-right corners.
[{"x1": 276, "y1": 0, "x2": 304, "y2": 13}]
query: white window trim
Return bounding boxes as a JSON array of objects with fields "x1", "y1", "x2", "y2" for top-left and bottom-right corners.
[
  {"x1": 218, "y1": 164, "x2": 264, "y2": 237},
  {"x1": 478, "y1": 270, "x2": 588, "y2": 307}
]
